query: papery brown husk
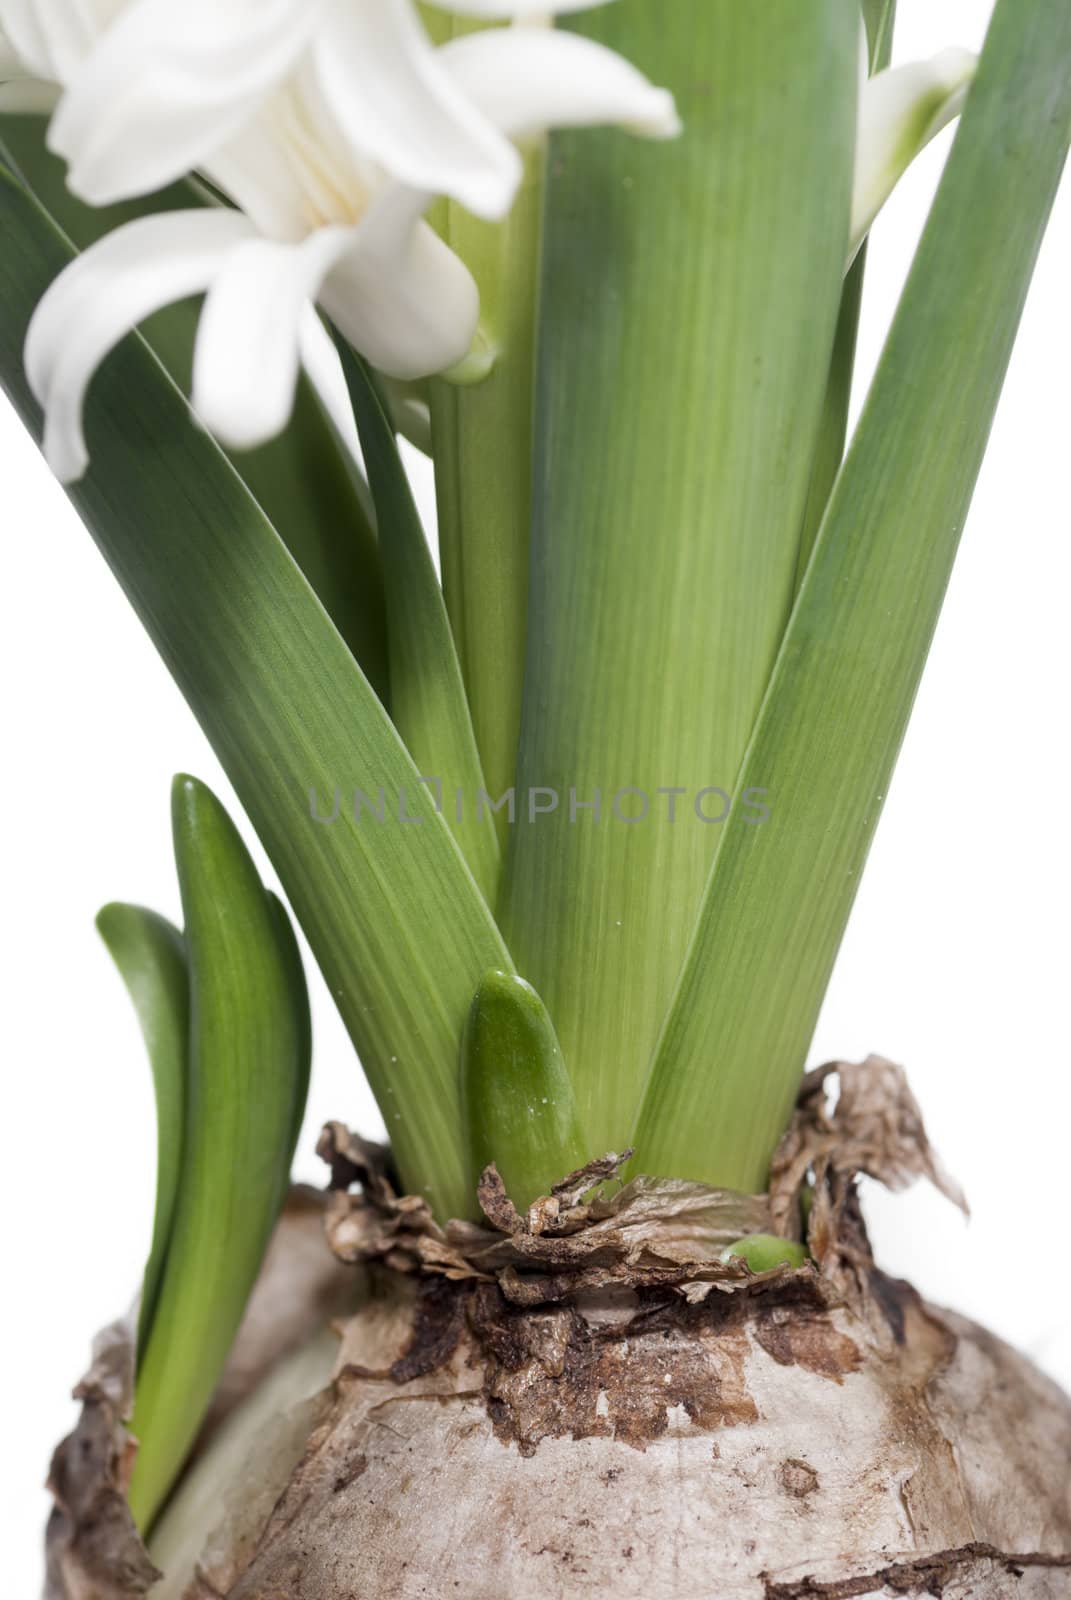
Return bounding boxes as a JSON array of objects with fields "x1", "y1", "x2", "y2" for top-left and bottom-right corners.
[{"x1": 45, "y1": 1060, "x2": 1071, "y2": 1599}]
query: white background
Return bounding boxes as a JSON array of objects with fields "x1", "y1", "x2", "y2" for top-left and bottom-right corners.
[{"x1": 2, "y1": 2, "x2": 1068, "y2": 1590}]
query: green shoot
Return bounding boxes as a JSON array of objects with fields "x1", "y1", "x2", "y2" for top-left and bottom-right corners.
[
  {"x1": 128, "y1": 776, "x2": 309, "y2": 1530},
  {"x1": 721, "y1": 1236, "x2": 809, "y2": 1273},
  {"x1": 96, "y1": 904, "x2": 189, "y2": 1360},
  {"x1": 461, "y1": 971, "x2": 587, "y2": 1211}
]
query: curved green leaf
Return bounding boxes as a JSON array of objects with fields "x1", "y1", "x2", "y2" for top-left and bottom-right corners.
[
  {"x1": 0, "y1": 171, "x2": 513, "y2": 1220},
  {"x1": 95, "y1": 902, "x2": 189, "y2": 1360},
  {"x1": 0, "y1": 116, "x2": 389, "y2": 700},
  {"x1": 128, "y1": 776, "x2": 307, "y2": 1531}
]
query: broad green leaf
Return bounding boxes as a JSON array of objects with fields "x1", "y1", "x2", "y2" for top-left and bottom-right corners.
[
  {"x1": 431, "y1": 146, "x2": 543, "y2": 831},
  {"x1": 128, "y1": 777, "x2": 306, "y2": 1530},
  {"x1": 95, "y1": 902, "x2": 189, "y2": 1360},
  {"x1": 461, "y1": 970, "x2": 587, "y2": 1209},
  {"x1": 499, "y1": 1, "x2": 859, "y2": 1152},
  {"x1": 0, "y1": 116, "x2": 389, "y2": 701},
  {"x1": 0, "y1": 172, "x2": 513, "y2": 1219},
  {"x1": 635, "y1": 0, "x2": 1071, "y2": 1191},
  {"x1": 337, "y1": 342, "x2": 500, "y2": 902}
]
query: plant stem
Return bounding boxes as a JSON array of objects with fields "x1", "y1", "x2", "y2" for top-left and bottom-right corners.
[
  {"x1": 432, "y1": 149, "x2": 543, "y2": 838},
  {"x1": 798, "y1": 5, "x2": 897, "y2": 590}
]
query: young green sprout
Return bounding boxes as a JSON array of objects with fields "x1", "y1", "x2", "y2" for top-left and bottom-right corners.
[
  {"x1": 720, "y1": 1235, "x2": 809, "y2": 1273},
  {"x1": 103, "y1": 777, "x2": 311, "y2": 1532},
  {"x1": 461, "y1": 970, "x2": 588, "y2": 1211},
  {"x1": 96, "y1": 904, "x2": 189, "y2": 1359}
]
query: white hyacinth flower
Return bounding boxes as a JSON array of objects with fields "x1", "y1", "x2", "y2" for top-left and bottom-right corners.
[
  {"x1": 2, "y1": 0, "x2": 977, "y2": 484},
  {"x1": 5, "y1": 1, "x2": 678, "y2": 480},
  {"x1": 2, "y1": 0, "x2": 675, "y2": 218}
]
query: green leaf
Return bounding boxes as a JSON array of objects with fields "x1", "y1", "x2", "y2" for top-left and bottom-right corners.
[
  {"x1": 266, "y1": 890, "x2": 313, "y2": 1170},
  {"x1": 0, "y1": 171, "x2": 513, "y2": 1219},
  {"x1": 128, "y1": 776, "x2": 307, "y2": 1531},
  {"x1": 461, "y1": 970, "x2": 587, "y2": 1210},
  {"x1": 431, "y1": 145, "x2": 544, "y2": 832},
  {"x1": 337, "y1": 341, "x2": 500, "y2": 902},
  {"x1": 95, "y1": 903, "x2": 189, "y2": 1360},
  {"x1": 863, "y1": 0, "x2": 897, "y2": 71},
  {"x1": 0, "y1": 116, "x2": 390, "y2": 701},
  {"x1": 499, "y1": 1, "x2": 860, "y2": 1153},
  {"x1": 796, "y1": 7, "x2": 897, "y2": 589},
  {"x1": 635, "y1": 0, "x2": 1071, "y2": 1191},
  {"x1": 795, "y1": 255, "x2": 868, "y2": 589}
]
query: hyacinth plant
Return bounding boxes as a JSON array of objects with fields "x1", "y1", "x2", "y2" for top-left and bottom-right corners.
[{"x1": 2, "y1": 0, "x2": 1069, "y2": 1590}]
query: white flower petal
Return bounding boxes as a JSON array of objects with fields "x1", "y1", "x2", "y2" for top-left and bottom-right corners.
[
  {"x1": 320, "y1": 188, "x2": 480, "y2": 381},
  {"x1": 440, "y1": 25, "x2": 680, "y2": 143},
  {"x1": 25, "y1": 208, "x2": 253, "y2": 481},
  {"x1": 192, "y1": 227, "x2": 353, "y2": 451},
  {"x1": 312, "y1": 0, "x2": 521, "y2": 222},
  {"x1": 851, "y1": 47, "x2": 976, "y2": 265},
  {"x1": 427, "y1": 0, "x2": 615, "y2": 15},
  {"x1": 0, "y1": 0, "x2": 101, "y2": 84},
  {"x1": 204, "y1": 63, "x2": 382, "y2": 242},
  {"x1": 203, "y1": 99, "x2": 318, "y2": 244},
  {"x1": 48, "y1": 0, "x2": 325, "y2": 205}
]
